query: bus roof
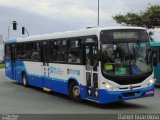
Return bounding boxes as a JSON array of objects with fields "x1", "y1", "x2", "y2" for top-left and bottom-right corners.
[
  {"x1": 5, "y1": 26, "x2": 146, "y2": 43},
  {"x1": 150, "y1": 42, "x2": 160, "y2": 47}
]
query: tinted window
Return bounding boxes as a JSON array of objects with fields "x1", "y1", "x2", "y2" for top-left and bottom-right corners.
[
  {"x1": 31, "y1": 42, "x2": 40, "y2": 61},
  {"x1": 53, "y1": 40, "x2": 66, "y2": 62},
  {"x1": 21, "y1": 43, "x2": 31, "y2": 59},
  {"x1": 16, "y1": 44, "x2": 23, "y2": 59},
  {"x1": 5, "y1": 44, "x2": 11, "y2": 59},
  {"x1": 16, "y1": 42, "x2": 40, "y2": 61},
  {"x1": 68, "y1": 39, "x2": 82, "y2": 63},
  {"x1": 69, "y1": 39, "x2": 81, "y2": 50}
]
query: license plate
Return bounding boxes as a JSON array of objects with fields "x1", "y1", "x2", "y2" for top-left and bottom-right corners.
[{"x1": 146, "y1": 90, "x2": 154, "y2": 95}]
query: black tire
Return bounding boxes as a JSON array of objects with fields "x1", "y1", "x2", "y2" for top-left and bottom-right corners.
[
  {"x1": 22, "y1": 73, "x2": 29, "y2": 87},
  {"x1": 69, "y1": 82, "x2": 81, "y2": 102}
]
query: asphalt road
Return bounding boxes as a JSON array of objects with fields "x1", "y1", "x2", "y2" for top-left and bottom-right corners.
[{"x1": 0, "y1": 69, "x2": 160, "y2": 114}]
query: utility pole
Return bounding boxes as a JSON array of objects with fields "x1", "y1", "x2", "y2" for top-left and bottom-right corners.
[{"x1": 98, "y1": 0, "x2": 100, "y2": 27}]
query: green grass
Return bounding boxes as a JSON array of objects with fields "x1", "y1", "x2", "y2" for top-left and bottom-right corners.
[{"x1": 0, "y1": 64, "x2": 5, "y2": 69}]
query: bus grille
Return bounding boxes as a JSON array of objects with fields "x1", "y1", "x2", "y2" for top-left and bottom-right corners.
[{"x1": 122, "y1": 91, "x2": 140, "y2": 97}]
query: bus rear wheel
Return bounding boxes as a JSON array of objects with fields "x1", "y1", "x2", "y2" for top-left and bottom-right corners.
[
  {"x1": 22, "y1": 73, "x2": 29, "y2": 87},
  {"x1": 69, "y1": 82, "x2": 81, "y2": 102}
]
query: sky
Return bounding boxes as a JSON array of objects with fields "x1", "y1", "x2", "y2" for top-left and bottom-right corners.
[{"x1": 0, "y1": 0, "x2": 159, "y2": 57}]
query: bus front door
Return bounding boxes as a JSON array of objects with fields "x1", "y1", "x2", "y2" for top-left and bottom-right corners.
[
  {"x1": 84, "y1": 44, "x2": 99, "y2": 99},
  {"x1": 41, "y1": 44, "x2": 51, "y2": 89}
]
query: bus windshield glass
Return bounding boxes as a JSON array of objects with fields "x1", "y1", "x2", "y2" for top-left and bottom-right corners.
[{"x1": 101, "y1": 29, "x2": 152, "y2": 77}]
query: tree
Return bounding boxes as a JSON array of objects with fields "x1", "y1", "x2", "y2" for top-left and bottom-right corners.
[{"x1": 113, "y1": 5, "x2": 160, "y2": 29}]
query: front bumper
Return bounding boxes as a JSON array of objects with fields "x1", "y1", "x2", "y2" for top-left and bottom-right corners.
[{"x1": 98, "y1": 84, "x2": 154, "y2": 104}]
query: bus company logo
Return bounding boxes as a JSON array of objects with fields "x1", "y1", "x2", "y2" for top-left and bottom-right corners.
[
  {"x1": 49, "y1": 67, "x2": 64, "y2": 75},
  {"x1": 129, "y1": 85, "x2": 134, "y2": 90},
  {"x1": 67, "y1": 69, "x2": 80, "y2": 75}
]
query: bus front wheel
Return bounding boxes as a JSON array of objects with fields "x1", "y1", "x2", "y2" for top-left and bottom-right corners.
[
  {"x1": 22, "y1": 73, "x2": 29, "y2": 87},
  {"x1": 69, "y1": 82, "x2": 81, "y2": 102}
]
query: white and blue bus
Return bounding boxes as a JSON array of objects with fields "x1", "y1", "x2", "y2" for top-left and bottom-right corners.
[{"x1": 5, "y1": 27, "x2": 155, "y2": 104}]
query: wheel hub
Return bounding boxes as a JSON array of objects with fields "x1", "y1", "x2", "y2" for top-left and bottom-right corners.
[
  {"x1": 23, "y1": 76, "x2": 27, "y2": 85},
  {"x1": 73, "y1": 86, "x2": 80, "y2": 97}
]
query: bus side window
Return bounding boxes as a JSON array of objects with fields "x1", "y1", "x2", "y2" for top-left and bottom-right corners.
[
  {"x1": 31, "y1": 42, "x2": 40, "y2": 61},
  {"x1": 16, "y1": 43, "x2": 23, "y2": 59},
  {"x1": 5, "y1": 44, "x2": 11, "y2": 59},
  {"x1": 67, "y1": 39, "x2": 81, "y2": 64},
  {"x1": 21, "y1": 43, "x2": 31, "y2": 60},
  {"x1": 46, "y1": 41, "x2": 53, "y2": 62},
  {"x1": 53, "y1": 40, "x2": 66, "y2": 62}
]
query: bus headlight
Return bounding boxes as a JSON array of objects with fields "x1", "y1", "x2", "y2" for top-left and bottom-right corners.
[
  {"x1": 103, "y1": 82, "x2": 115, "y2": 91},
  {"x1": 147, "y1": 78, "x2": 155, "y2": 87}
]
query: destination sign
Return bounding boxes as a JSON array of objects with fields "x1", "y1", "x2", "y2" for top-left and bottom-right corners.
[{"x1": 113, "y1": 32, "x2": 138, "y2": 39}]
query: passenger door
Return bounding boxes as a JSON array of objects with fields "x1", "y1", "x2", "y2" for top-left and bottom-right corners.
[
  {"x1": 84, "y1": 43, "x2": 99, "y2": 99},
  {"x1": 41, "y1": 42, "x2": 51, "y2": 88}
]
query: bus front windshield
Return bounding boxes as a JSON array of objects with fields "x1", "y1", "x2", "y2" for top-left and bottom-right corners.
[
  {"x1": 101, "y1": 42, "x2": 152, "y2": 77},
  {"x1": 100, "y1": 29, "x2": 152, "y2": 77}
]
